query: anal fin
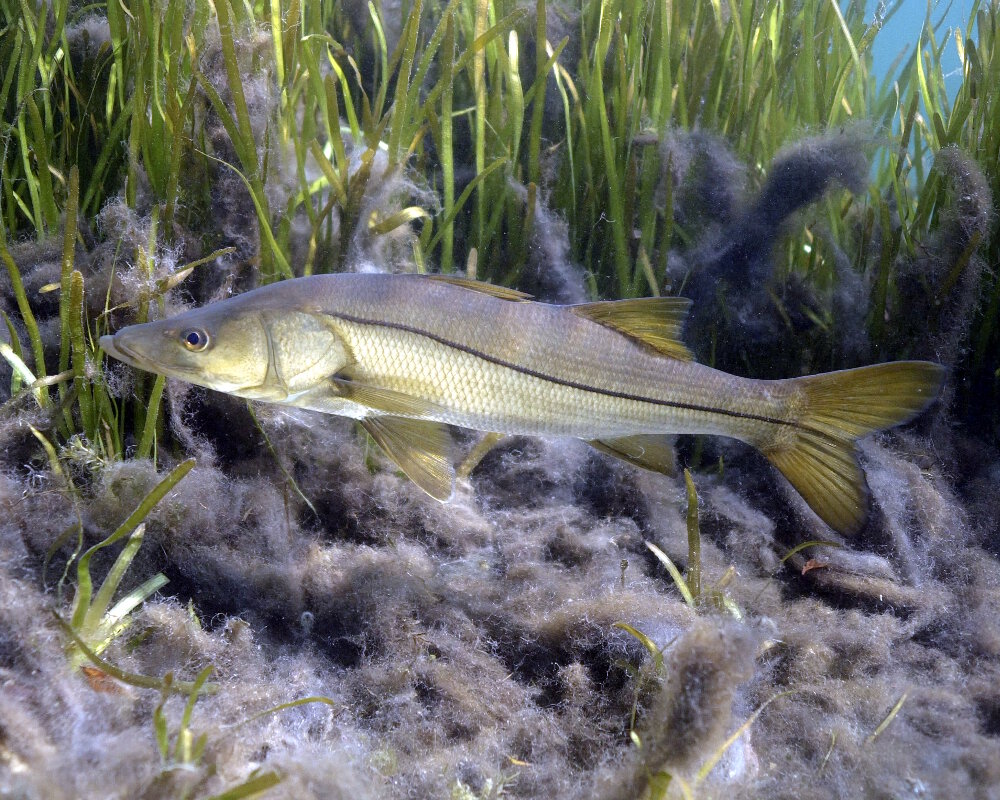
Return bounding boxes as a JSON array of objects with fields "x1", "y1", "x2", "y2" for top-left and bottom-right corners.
[
  {"x1": 588, "y1": 435, "x2": 677, "y2": 476},
  {"x1": 361, "y1": 416, "x2": 455, "y2": 501}
]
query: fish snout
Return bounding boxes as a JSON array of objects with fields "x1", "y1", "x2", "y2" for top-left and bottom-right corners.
[
  {"x1": 99, "y1": 330, "x2": 144, "y2": 367},
  {"x1": 98, "y1": 333, "x2": 123, "y2": 361}
]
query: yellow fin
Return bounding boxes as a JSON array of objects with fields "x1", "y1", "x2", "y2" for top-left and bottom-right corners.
[
  {"x1": 361, "y1": 416, "x2": 455, "y2": 501},
  {"x1": 331, "y1": 377, "x2": 450, "y2": 418},
  {"x1": 588, "y1": 435, "x2": 677, "y2": 476},
  {"x1": 425, "y1": 274, "x2": 533, "y2": 300},
  {"x1": 570, "y1": 297, "x2": 693, "y2": 360},
  {"x1": 764, "y1": 361, "x2": 945, "y2": 535}
]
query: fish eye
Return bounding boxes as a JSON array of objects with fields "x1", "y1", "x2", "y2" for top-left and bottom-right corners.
[{"x1": 181, "y1": 328, "x2": 209, "y2": 351}]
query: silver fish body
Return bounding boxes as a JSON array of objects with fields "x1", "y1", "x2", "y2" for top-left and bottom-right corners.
[{"x1": 101, "y1": 273, "x2": 944, "y2": 534}]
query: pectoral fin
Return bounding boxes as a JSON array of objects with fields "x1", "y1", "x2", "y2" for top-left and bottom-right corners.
[
  {"x1": 588, "y1": 435, "x2": 677, "y2": 476},
  {"x1": 330, "y1": 377, "x2": 450, "y2": 418},
  {"x1": 361, "y1": 416, "x2": 455, "y2": 501}
]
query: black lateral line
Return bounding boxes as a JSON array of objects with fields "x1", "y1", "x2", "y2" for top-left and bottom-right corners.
[{"x1": 330, "y1": 312, "x2": 803, "y2": 430}]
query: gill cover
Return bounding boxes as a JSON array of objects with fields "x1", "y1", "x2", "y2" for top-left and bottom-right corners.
[{"x1": 260, "y1": 312, "x2": 349, "y2": 395}]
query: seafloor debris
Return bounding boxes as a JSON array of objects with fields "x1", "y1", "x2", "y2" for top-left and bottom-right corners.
[
  {"x1": 2, "y1": 19, "x2": 998, "y2": 795},
  {"x1": 3, "y1": 385, "x2": 1000, "y2": 797}
]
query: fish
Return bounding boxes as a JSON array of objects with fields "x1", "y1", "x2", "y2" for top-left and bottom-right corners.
[{"x1": 99, "y1": 273, "x2": 945, "y2": 535}]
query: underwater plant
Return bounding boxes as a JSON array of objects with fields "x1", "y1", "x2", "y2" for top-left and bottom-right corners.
[{"x1": 1, "y1": 0, "x2": 999, "y2": 798}]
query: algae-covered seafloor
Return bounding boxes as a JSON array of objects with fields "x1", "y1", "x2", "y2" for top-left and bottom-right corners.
[{"x1": 2, "y1": 1, "x2": 1000, "y2": 798}]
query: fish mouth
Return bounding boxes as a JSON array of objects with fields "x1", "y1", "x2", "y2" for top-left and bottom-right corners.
[{"x1": 99, "y1": 333, "x2": 145, "y2": 368}]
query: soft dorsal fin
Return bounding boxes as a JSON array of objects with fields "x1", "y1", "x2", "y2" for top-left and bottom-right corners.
[
  {"x1": 570, "y1": 297, "x2": 693, "y2": 360},
  {"x1": 588, "y1": 435, "x2": 677, "y2": 476},
  {"x1": 425, "y1": 274, "x2": 533, "y2": 301},
  {"x1": 361, "y1": 415, "x2": 455, "y2": 501}
]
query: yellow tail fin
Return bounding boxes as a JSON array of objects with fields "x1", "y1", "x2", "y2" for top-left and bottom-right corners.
[{"x1": 763, "y1": 361, "x2": 945, "y2": 535}]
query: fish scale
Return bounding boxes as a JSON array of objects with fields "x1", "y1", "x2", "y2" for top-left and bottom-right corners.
[
  {"x1": 314, "y1": 276, "x2": 788, "y2": 440},
  {"x1": 100, "y1": 272, "x2": 945, "y2": 535},
  {"x1": 334, "y1": 317, "x2": 629, "y2": 436},
  {"x1": 326, "y1": 331, "x2": 776, "y2": 444}
]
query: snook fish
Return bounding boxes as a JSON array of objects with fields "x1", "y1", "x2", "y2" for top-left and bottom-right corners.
[{"x1": 100, "y1": 273, "x2": 944, "y2": 535}]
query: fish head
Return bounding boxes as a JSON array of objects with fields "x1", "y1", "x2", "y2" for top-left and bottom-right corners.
[
  {"x1": 100, "y1": 302, "x2": 272, "y2": 396},
  {"x1": 100, "y1": 301, "x2": 349, "y2": 401}
]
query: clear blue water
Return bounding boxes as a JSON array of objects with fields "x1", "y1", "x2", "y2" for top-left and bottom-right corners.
[{"x1": 868, "y1": 0, "x2": 975, "y2": 98}]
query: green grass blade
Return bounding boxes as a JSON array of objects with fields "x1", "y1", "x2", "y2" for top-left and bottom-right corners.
[
  {"x1": 779, "y1": 540, "x2": 842, "y2": 565},
  {"x1": 425, "y1": 157, "x2": 505, "y2": 254},
  {"x1": 230, "y1": 695, "x2": 337, "y2": 730},
  {"x1": 213, "y1": 0, "x2": 257, "y2": 165},
  {"x1": 81, "y1": 523, "x2": 149, "y2": 635},
  {"x1": 24, "y1": 95, "x2": 59, "y2": 233},
  {"x1": 439, "y1": 12, "x2": 456, "y2": 272},
  {"x1": 177, "y1": 665, "x2": 216, "y2": 762},
  {"x1": 154, "y1": 675, "x2": 171, "y2": 759},
  {"x1": 102, "y1": 572, "x2": 170, "y2": 629},
  {"x1": 54, "y1": 615, "x2": 217, "y2": 694},
  {"x1": 369, "y1": 206, "x2": 430, "y2": 236},
  {"x1": 386, "y1": 0, "x2": 422, "y2": 165},
  {"x1": 136, "y1": 374, "x2": 166, "y2": 460},
  {"x1": 683, "y1": 469, "x2": 702, "y2": 603},
  {"x1": 70, "y1": 458, "x2": 196, "y2": 629},
  {"x1": 645, "y1": 541, "x2": 695, "y2": 608},
  {"x1": 472, "y1": 0, "x2": 488, "y2": 245},
  {"x1": 204, "y1": 771, "x2": 283, "y2": 800},
  {"x1": 865, "y1": 692, "x2": 908, "y2": 745},
  {"x1": 695, "y1": 690, "x2": 801, "y2": 784},
  {"x1": 196, "y1": 149, "x2": 293, "y2": 279},
  {"x1": 527, "y1": 0, "x2": 548, "y2": 185},
  {"x1": 0, "y1": 244, "x2": 48, "y2": 396},
  {"x1": 69, "y1": 270, "x2": 96, "y2": 440}
]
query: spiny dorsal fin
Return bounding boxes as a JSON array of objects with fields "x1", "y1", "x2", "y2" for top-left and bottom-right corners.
[
  {"x1": 588, "y1": 435, "x2": 677, "y2": 476},
  {"x1": 425, "y1": 274, "x2": 533, "y2": 301},
  {"x1": 570, "y1": 297, "x2": 693, "y2": 361},
  {"x1": 361, "y1": 415, "x2": 455, "y2": 501}
]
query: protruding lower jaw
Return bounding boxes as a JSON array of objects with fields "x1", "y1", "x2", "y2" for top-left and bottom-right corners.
[{"x1": 99, "y1": 333, "x2": 139, "y2": 368}]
